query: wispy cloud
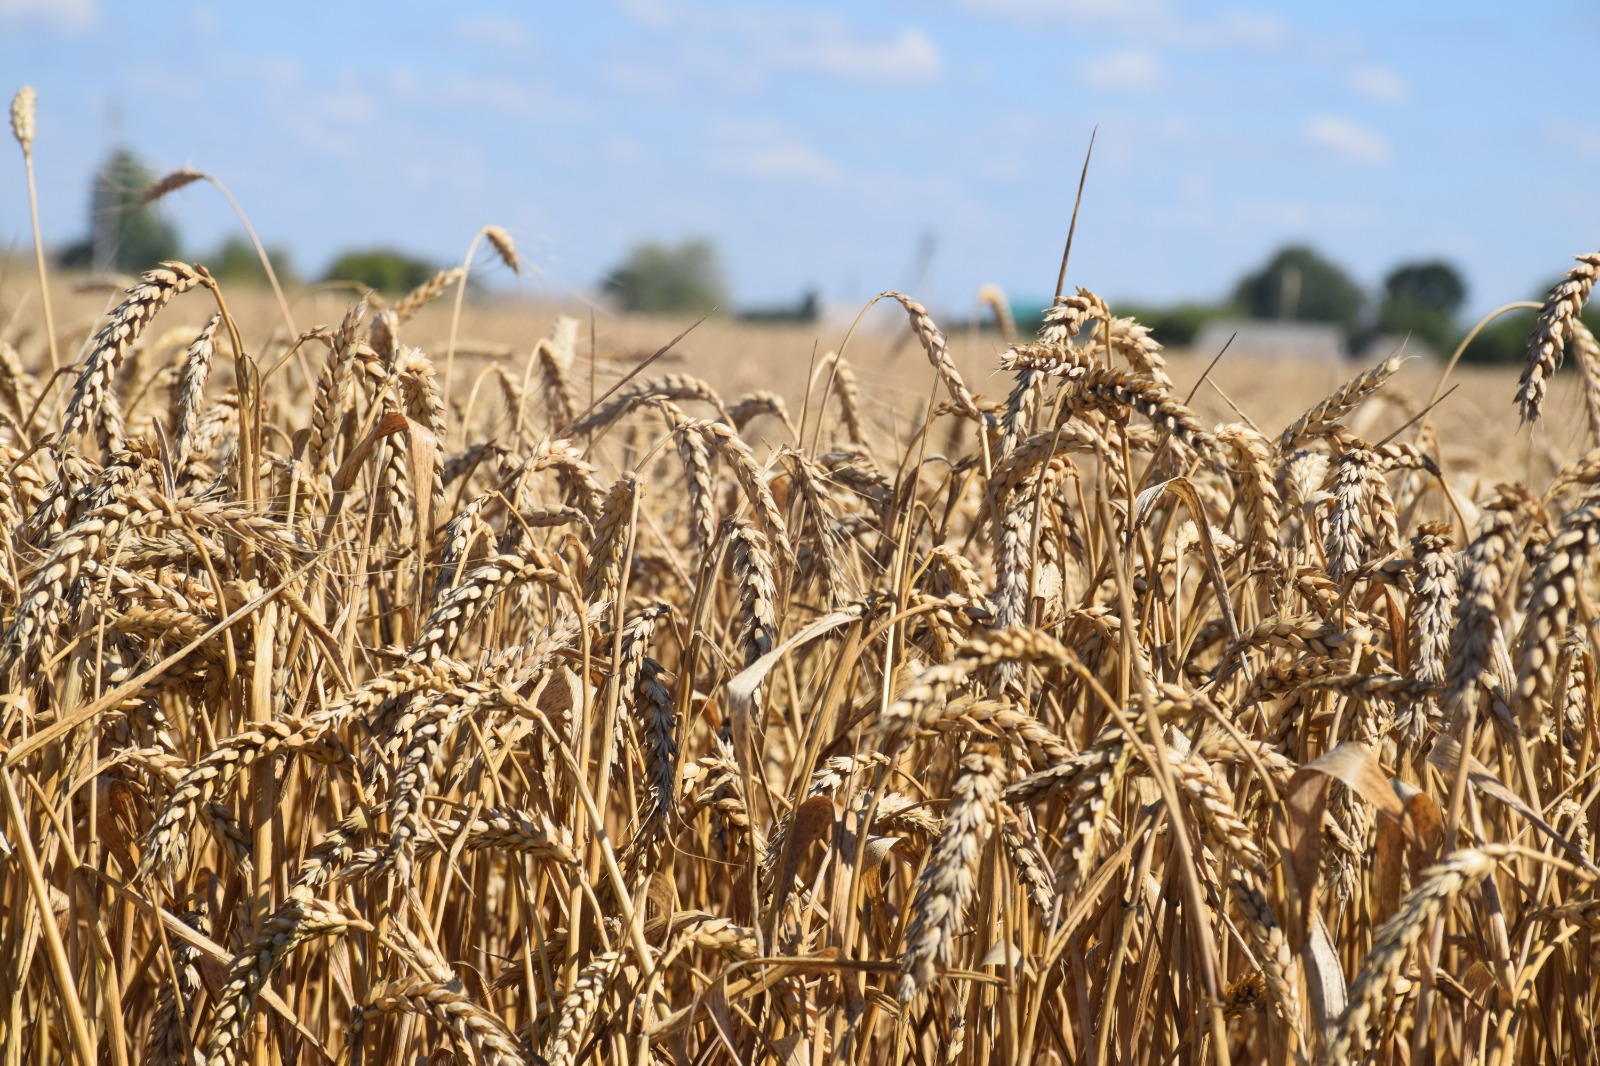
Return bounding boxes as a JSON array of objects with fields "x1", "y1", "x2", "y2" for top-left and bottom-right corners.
[
  {"x1": 617, "y1": 4, "x2": 942, "y2": 87},
  {"x1": 1347, "y1": 64, "x2": 1410, "y2": 104},
  {"x1": 1543, "y1": 119, "x2": 1600, "y2": 158},
  {"x1": 452, "y1": 13, "x2": 535, "y2": 52},
  {"x1": 709, "y1": 120, "x2": 843, "y2": 184},
  {"x1": 958, "y1": 0, "x2": 1285, "y2": 49},
  {"x1": 0, "y1": 0, "x2": 97, "y2": 33},
  {"x1": 777, "y1": 26, "x2": 942, "y2": 85},
  {"x1": 1304, "y1": 114, "x2": 1390, "y2": 165},
  {"x1": 1079, "y1": 48, "x2": 1162, "y2": 91}
]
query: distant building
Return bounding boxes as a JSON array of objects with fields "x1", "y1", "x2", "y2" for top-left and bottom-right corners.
[{"x1": 1193, "y1": 320, "x2": 1346, "y2": 362}]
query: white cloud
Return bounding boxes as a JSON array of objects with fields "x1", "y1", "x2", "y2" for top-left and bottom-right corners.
[
  {"x1": 1543, "y1": 119, "x2": 1600, "y2": 158},
  {"x1": 0, "y1": 0, "x2": 97, "y2": 32},
  {"x1": 452, "y1": 13, "x2": 534, "y2": 51},
  {"x1": 710, "y1": 121, "x2": 843, "y2": 184},
  {"x1": 1304, "y1": 114, "x2": 1390, "y2": 165},
  {"x1": 779, "y1": 26, "x2": 942, "y2": 85},
  {"x1": 957, "y1": 0, "x2": 1285, "y2": 49},
  {"x1": 1079, "y1": 48, "x2": 1162, "y2": 91},
  {"x1": 721, "y1": 142, "x2": 843, "y2": 183},
  {"x1": 615, "y1": 4, "x2": 942, "y2": 88},
  {"x1": 1347, "y1": 64, "x2": 1410, "y2": 104}
]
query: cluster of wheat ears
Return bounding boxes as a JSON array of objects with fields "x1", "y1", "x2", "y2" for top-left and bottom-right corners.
[{"x1": 4, "y1": 86, "x2": 1600, "y2": 1066}]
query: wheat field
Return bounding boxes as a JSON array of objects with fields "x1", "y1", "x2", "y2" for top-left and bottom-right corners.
[{"x1": 4, "y1": 86, "x2": 1600, "y2": 1066}]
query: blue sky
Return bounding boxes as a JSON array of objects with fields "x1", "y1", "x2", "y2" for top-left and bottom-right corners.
[{"x1": 2, "y1": 0, "x2": 1596, "y2": 320}]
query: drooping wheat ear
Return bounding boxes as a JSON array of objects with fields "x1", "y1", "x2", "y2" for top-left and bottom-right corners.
[
  {"x1": 1214, "y1": 423, "x2": 1281, "y2": 548},
  {"x1": 977, "y1": 282, "x2": 1017, "y2": 341},
  {"x1": 410, "y1": 546, "x2": 567, "y2": 665},
  {"x1": 990, "y1": 456, "x2": 1066, "y2": 631},
  {"x1": 482, "y1": 224, "x2": 522, "y2": 274},
  {"x1": 818, "y1": 350, "x2": 867, "y2": 444},
  {"x1": 138, "y1": 167, "x2": 205, "y2": 207},
  {"x1": 535, "y1": 337, "x2": 579, "y2": 429},
  {"x1": 1091, "y1": 315, "x2": 1173, "y2": 387},
  {"x1": 1038, "y1": 287, "x2": 1110, "y2": 345},
  {"x1": 545, "y1": 950, "x2": 625, "y2": 1066},
  {"x1": 369, "y1": 971, "x2": 526, "y2": 1066},
  {"x1": 392, "y1": 266, "x2": 465, "y2": 322},
  {"x1": 728, "y1": 389, "x2": 795, "y2": 434},
  {"x1": 1323, "y1": 444, "x2": 1383, "y2": 583},
  {"x1": 171, "y1": 313, "x2": 219, "y2": 474},
  {"x1": 204, "y1": 892, "x2": 367, "y2": 1066},
  {"x1": 1064, "y1": 365, "x2": 1220, "y2": 459},
  {"x1": 206, "y1": 896, "x2": 366, "y2": 1062},
  {"x1": 9, "y1": 85, "x2": 35, "y2": 149},
  {"x1": 630, "y1": 654, "x2": 679, "y2": 830},
  {"x1": 725, "y1": 518, "x2": 779, "y2": 669},
  {"x1": 879, "y1": 291, "x2": 984, "y2": 420},
  {"x1": 997, "y1": 368, "x2": 1045, "y2": 458},
  {"x1": 1000, "y1": 812, "x2": 1055, "y2": 912},
  {"x1": 1277, "y1": 352, "x2": 1404, "y2": 454},
  {"x1": 1172, "y1": 750, "x2": 1266, "y2": 875},
  {"x1": 664, "y1": 408, "x2": 716, "y2": 558},
  {"x1": 779, "y1": 446, "x2": 852, "y2": 604},
  {"x1": 0, "y1": 339, "x2": 35, "y2": 423},
  {"x1": 584, "y1": 472, "x2": 639, "y2": 603},
  {"x1": 1402, "y1": 521, "x2": 1458, "y2": 739},
  {"x1": 986, "y1": 424, "x2": 1101, "y2": 503},
  {"x1": 1326, "y1": 846, "x2": 1507, "y2": 1064},
  {"x1": 138, "y1": 718, "x2": 347, "y2": 881},
  {"x1": 997, "y1": 340, "x2": 1097, "y2": 377},
  {"x1": 1567, "y1": 317, "x2": 1600, "y2": 443},
  {"x1": 694, "y1": 420, "x2": 793, "y2": 563},
  {"x1": 1230, "y1": 874, "x2": 1304, "y2": 1048},
  {"x1": 567, "y1": 372, "x2": 730, "y2": 437},
  {"x1": 292, "y1": 808, "x2": 372, "y2": 890},
  {"x1": 1, "y1": 450, "x2": 156, "y2": 674},
  {"x1": 1518, "y1": 252, "x2": 1600, "y2": 423},
  {"x1": 59, "y1": 262, "x2": 206, "y2": 446},
  {"x1": 761, "y1": 752, "x2": 890, "y2": 887},
  {"x1": 898, "y1": 740, "x2": 1006, "y2": 1003},
  {"x1": 1515, "y1": 494, "x2": 1600, "y2": 727},
  {"x1": 391, "y1": 346, "x2": 447, "y2": 523},
  {"x1": 146, "y1": 900, "x2": 209, "y2": 1066}
]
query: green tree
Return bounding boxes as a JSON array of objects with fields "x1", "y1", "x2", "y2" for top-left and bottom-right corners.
[
  {"x1": 1117, "y1": 301, "x2": 1234, "y2": 348},
  {"x1": 1232, "y1": 245, "x2": 1365, "y2": 332},
  {"x1": 1369, "y1": 261, "x2": 1467, "y2": 357},
  {"x1": 58, "y1": 148, "x2": 181, "y2": 272},
  {"x1": 1383, "y1": 261, "x2": 1466, "y2": 317},
  {"x1": 602, "y1": 239, "x2": 726, "y2": 314},
  {"x1": 207, "y1": 234, "x2": 296, "y2": 286},
  {"x1": 323, "y1": 248, "x2": 437, "y2": 293}
]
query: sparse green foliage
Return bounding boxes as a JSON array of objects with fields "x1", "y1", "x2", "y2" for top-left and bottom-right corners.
[
  {"x1": 1117, "y1": 302, "x2": 1234, "y2": 348},
  {"x1": 58, "y1": 148, "x2": 181, "y2": 272},
  {"x1": 1367, "y1": 261, "x2": 1467, "y2": 356},
  {"x1": 323, "y1": 248, "x2": 438, "y2": 293},
  {"x1": 1233, "y1": 244, "x2": 1365, "y2": 332},
  {"x1": 603, "y1": 238, "x2": 727, "y2": 314},
  {"x1": 207, "y1": 235, "x2": 296, "y2": 286}
]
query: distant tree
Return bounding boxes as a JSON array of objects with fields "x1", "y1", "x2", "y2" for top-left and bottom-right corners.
[
  {"x1": 1232, "y1": 245, "x2": 1365, "y2": 333},
  {"x1": 602, "y1": 239, "x2": 726, "y2": 314},
  {"x1": 323, "y1": 248, "x2": 437, "y2": 293},
  {"x1": 738, "y1": 289, "x2": 819, "y2": 325},
  {"x1": 1383, "y1": 261, "x2": 1466, "y2": 317},
  {"x1": 1117, "y1": 302, "x2": 1235, "y2": 348},
  {"x1": 1365, "y1": 261, "x2": 1467, "y2": 357},
  {"x1": 58, "y1": 148, "x2": 181, "y2": 273},
  {"x1": 207, "y1": 235, "x2": 296, "y2": 286}
]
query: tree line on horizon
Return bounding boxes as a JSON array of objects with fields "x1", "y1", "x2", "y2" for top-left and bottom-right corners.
[{"x1": 27, "y1": 145, "x2": 1576, "y2": 365}]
